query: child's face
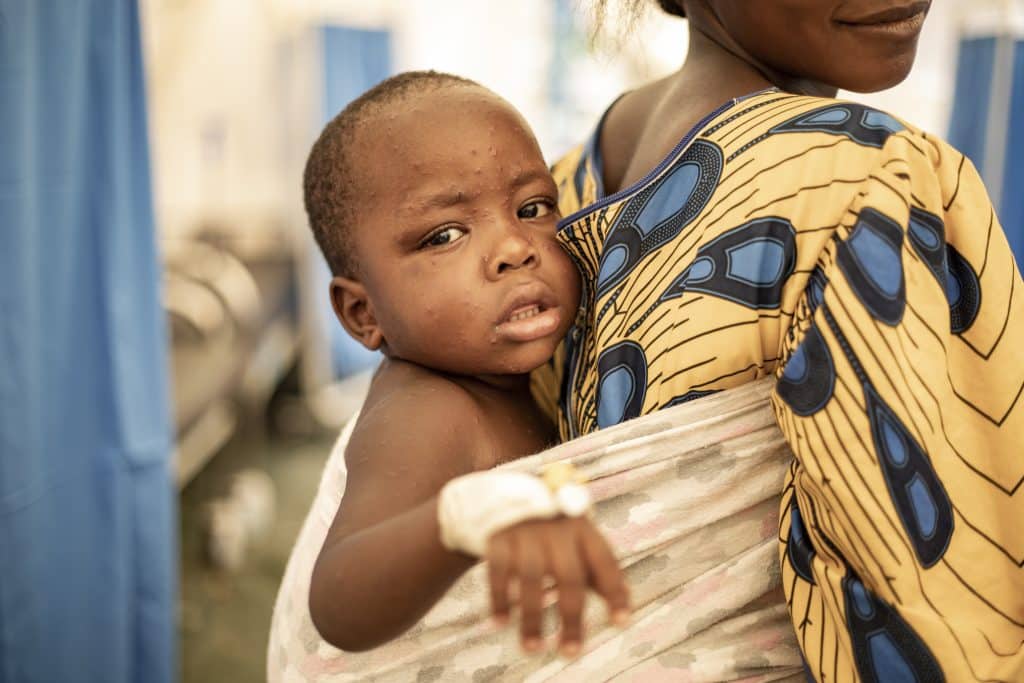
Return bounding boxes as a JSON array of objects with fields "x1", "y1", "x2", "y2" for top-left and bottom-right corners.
[
  {"x1": 705, "y1": 0, "x2": 930, "y2": 92},
  {"x1": 334, "y1": 86, "x2": 580, "y2": 379}
]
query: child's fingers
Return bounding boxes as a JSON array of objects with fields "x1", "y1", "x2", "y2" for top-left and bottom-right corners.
[
  {"x1": 486, "y1": 533, "x2": 513, "y2": 624},
  {"x1": 514, "y1": 531, "x2": 546, "y2": 652},
  {"x1": 579, "y1": 523, "x2": 631, "y2": 624},
  {"x1": 544, "y1": 523, "x2": 585, "y2": 657}
]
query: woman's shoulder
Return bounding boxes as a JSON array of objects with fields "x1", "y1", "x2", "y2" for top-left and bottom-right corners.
[
  {"x1": 747, "y1": 93, "x2": 960, "y2": 168},
  {"x1": 675, "y1": 91, "x2": 976, "y2": 213},
  {"x1": 551, "y1": 90, "x2": 970, "y2": 230}
]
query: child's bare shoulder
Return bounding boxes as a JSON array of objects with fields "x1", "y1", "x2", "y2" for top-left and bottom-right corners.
[
  {"x1": 320, "y1": 362, "x2": 492, "y2": 562},
  {"x1": 345, "y1": 360, "x2": 488, "y2": 486}
]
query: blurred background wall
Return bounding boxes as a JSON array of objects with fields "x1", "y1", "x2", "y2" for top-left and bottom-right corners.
[
  {"x1": 141, "y1": 0, "x2": 960, "y2": 245},
  {"x1": 138, "y1": 2, "x2": 1021, "y2": 681},
  {"x1": 4, "y1": 1, "x2": 1014, "y2": 682},
  {"x1": 139, "y1": 0, "x2": 968, "y2": 467}
]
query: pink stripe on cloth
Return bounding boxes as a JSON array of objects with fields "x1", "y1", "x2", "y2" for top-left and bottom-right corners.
[{"x1": 269, "y1": 377, "x2": 803, "y2": 682}]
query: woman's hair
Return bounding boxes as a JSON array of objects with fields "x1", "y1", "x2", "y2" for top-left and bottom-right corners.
[
  {"x1": 655, "y1": 0, "x2": 685, "y2": 18},
  {"x1": 594, "y1": 0, "x2": 685, "y2": 24}
]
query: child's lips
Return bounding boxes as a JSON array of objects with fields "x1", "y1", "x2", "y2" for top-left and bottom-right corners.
[
  {"x1": 496, "y1": 285, "x2": 563, "y2": 342},
  {"x1": 494, "y1": 305, "x2": 563, "y2": 342}
]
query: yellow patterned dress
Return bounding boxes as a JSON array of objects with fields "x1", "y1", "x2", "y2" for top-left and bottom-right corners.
[{"x1": 543, "y1": 89, "x2": 1024, "y2": 682}]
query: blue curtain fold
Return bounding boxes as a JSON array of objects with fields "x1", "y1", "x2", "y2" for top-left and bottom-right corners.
[
  {"x1": 0, "y1": 1, "x2": 175, "y2": 682},
  {"x1": 317, "y1": 26, "x2": 392, "y2": 378},
  {"x1": 948, "y1": 35, "x2": 1024, "y2": 264},
  {"x1": 1000, "y1": 40, "x2": 1024, "y2": 261},
  {"x1": 948, "y1": 37, "x2": 997, "y2": 176}
]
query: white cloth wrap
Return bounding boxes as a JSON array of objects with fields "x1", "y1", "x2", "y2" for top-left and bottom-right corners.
[
  {"x1": 437, "y1": 471, "x2": 563, "y2": 557},
  {"x1": 268, "y1": 377, "x2": 804, "y2": 682}
]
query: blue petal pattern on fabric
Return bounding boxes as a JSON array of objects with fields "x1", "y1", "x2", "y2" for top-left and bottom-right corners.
[
  {"x1": 787, "y1": 503, "x2": 817, "y2": 584},
  {"x1": 905, "y1": 207, "x2": 980, "y2": 333},
  {"x1": 598, "y1": 244, "x2": 629, "y2": 288},
  {"x1": 909, "y1": 216, "x2": 941, "y2": 250},
  {"x1": 881, "y1": 418, "x2": 908, "y2": 466},
  {"x1": 688, "y1": 256, "x2": 715, "y2": 283},
  {"x1": 849, "y1": 579, "x2": 875, "y2": 619},
  {"x1": 783, "y1": 341, "x2": 808, "y2": 382},
  {"x1": 864, "y1": 383, "x2": 952, "y2": 566},
  {"x1": 945, "y1": 270, "x2": 962, "y2": 305},
  {"x1": 634, "y1": 162, "x2": 701, "y2": 236},
  {"x1": 805, "y1": 107, "x2": 851, "y2": 124},
  {"x1": 770, "y1": 103, "x2": 905, "y2": 148},
  {"x1": 847, "y1": 221, "x2": 902, "y2": 296},
  {"x1": 946, "y1": 246, "x2": 981, "y2": 333},
  {"x1": 862, "y1": 110, "x2": 904, "y2": 134},
  {"x1": 665, "y1": 217, "x2": 797, "y2": 308},
  {"x1": 807, "y1": 267, "x2": 829, "y2": 314},
  {"x1": 907, "y1": 474, "x2": 939, "y2": 539},
  {"x1": 596, "y1": 366, "x2": 634, "y2": 428},
  {"x1": 726, "y1": 238, "x2": 787, "y2": 286},
  {"x1": 867, "y1": 633, "x2": 919, "y2": 683},
  {"x1": 837, "y1": 207, "x2": 906, "y2": 325},
  {"x1": 777, "y1": 324, "x2": 835, "y2": 416},
  {"x1": 595, "y1": 342, "x2": 648, "y2": 429},
  {"x1": 596, "y1": 140, "x2": 723, "y2": 300},
  {"x1": 843, "y1": 575, "x2": 945, "y2": 683},
  {"x1": 907, "y1": 209, "x2": 946, "y2": 287}
]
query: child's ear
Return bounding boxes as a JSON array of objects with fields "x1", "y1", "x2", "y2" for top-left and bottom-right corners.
[{"x1": 329, "y1": 276, "x2": 384, "y2": 351}]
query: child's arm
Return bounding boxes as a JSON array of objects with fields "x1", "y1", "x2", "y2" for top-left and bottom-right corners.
[
  {"x1": 308, "y1": 378, "x2": 483, "y2": 651},
  {"x1": 309, "y1": 375, "x2": 631, "y2": 655}
]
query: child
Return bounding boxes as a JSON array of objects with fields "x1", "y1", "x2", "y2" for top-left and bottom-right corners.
[{"x1": 302, "y1": 71, "x2": 630, "y2": 659}]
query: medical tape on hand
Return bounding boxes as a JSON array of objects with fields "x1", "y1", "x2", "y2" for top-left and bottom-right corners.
[{"x1": 437, "y1": 470, "x2": 591, "y2": 557}]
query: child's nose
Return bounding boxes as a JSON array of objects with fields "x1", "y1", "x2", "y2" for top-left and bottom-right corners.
[{"x1": 488, "y1": 225, "x2": 538, "y2": 278}]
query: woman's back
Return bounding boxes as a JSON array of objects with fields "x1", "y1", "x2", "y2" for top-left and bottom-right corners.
[
  {"x1": 551, "y1": 2, "x2": 1024, "y2": 677},
  {"x1": 549, "y1": 71, "x2": 1024, "y2": 683}
]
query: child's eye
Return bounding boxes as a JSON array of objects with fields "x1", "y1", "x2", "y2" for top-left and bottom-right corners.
[
  {"x1": 420, "y1": 226, "x2": 466, "y2": 248},
  {"x1": 518, "y1": 200, "x2": 556, "y2": 220}
]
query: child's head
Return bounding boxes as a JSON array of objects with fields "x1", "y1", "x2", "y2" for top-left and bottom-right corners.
[
  {"x1": 304, "y1": 71, "x2": 580, "y2": 379},
  {"x1": 651, "y1": 0, "x2": 928, "y2": 93}
]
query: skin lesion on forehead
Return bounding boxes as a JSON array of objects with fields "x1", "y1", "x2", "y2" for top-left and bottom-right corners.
[
  {"x1": 402, "y1": 190, "x2": 471, "y2": 216},
  {"x1": 385, "y1": 116, "x2": 555, "y2": 204},
  {"x1": 400, "y1": 166, "x2": 555, "y2": 217}
]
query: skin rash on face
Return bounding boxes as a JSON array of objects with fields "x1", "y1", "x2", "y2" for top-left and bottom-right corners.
[{"x1": 332, "y1": 86, "x2": 581, "y2": 382}]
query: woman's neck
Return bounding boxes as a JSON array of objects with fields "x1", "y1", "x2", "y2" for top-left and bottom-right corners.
[
  {"x1": 680, "y1": 25, "x2": 838, "y2": 100},
  {"x1": 597, "y1": 22, "x2": 840, "y2": 195}
]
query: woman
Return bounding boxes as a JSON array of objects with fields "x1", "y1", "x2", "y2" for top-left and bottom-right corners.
[{"x1": 544, "y1": 0, "x2": 1023, "y2": 680}]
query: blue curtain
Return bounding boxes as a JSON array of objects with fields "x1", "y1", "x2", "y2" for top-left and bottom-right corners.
[
  {"x1": 948, "y1": 38, "x2": 997, "y2": 176},
  {"x1": 0, "y1": 2, "x2": 175, "y2": 682},
  {"x1": 316, "y1": 26, "x2": 392, "y2": 378},
  {"x1": 1000, "y1": 40, "x2": 1024, "y2": 262},
  {"x1": 948, "y1": 35, "x2": 1024, "y2": 264}
]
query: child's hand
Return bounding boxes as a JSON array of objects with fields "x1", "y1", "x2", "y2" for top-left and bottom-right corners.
[{"x1": 485, "y1": 516, "x2": 630, "y2": 657}]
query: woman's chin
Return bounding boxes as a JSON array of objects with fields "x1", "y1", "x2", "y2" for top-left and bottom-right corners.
[{"x1": 836, "y1": 56, "x2": 917, "y2": 94}]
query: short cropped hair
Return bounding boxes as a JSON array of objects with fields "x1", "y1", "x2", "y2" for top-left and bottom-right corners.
[{"x1": 303, "y1": 70, "x2": 479, "y2": 276}]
